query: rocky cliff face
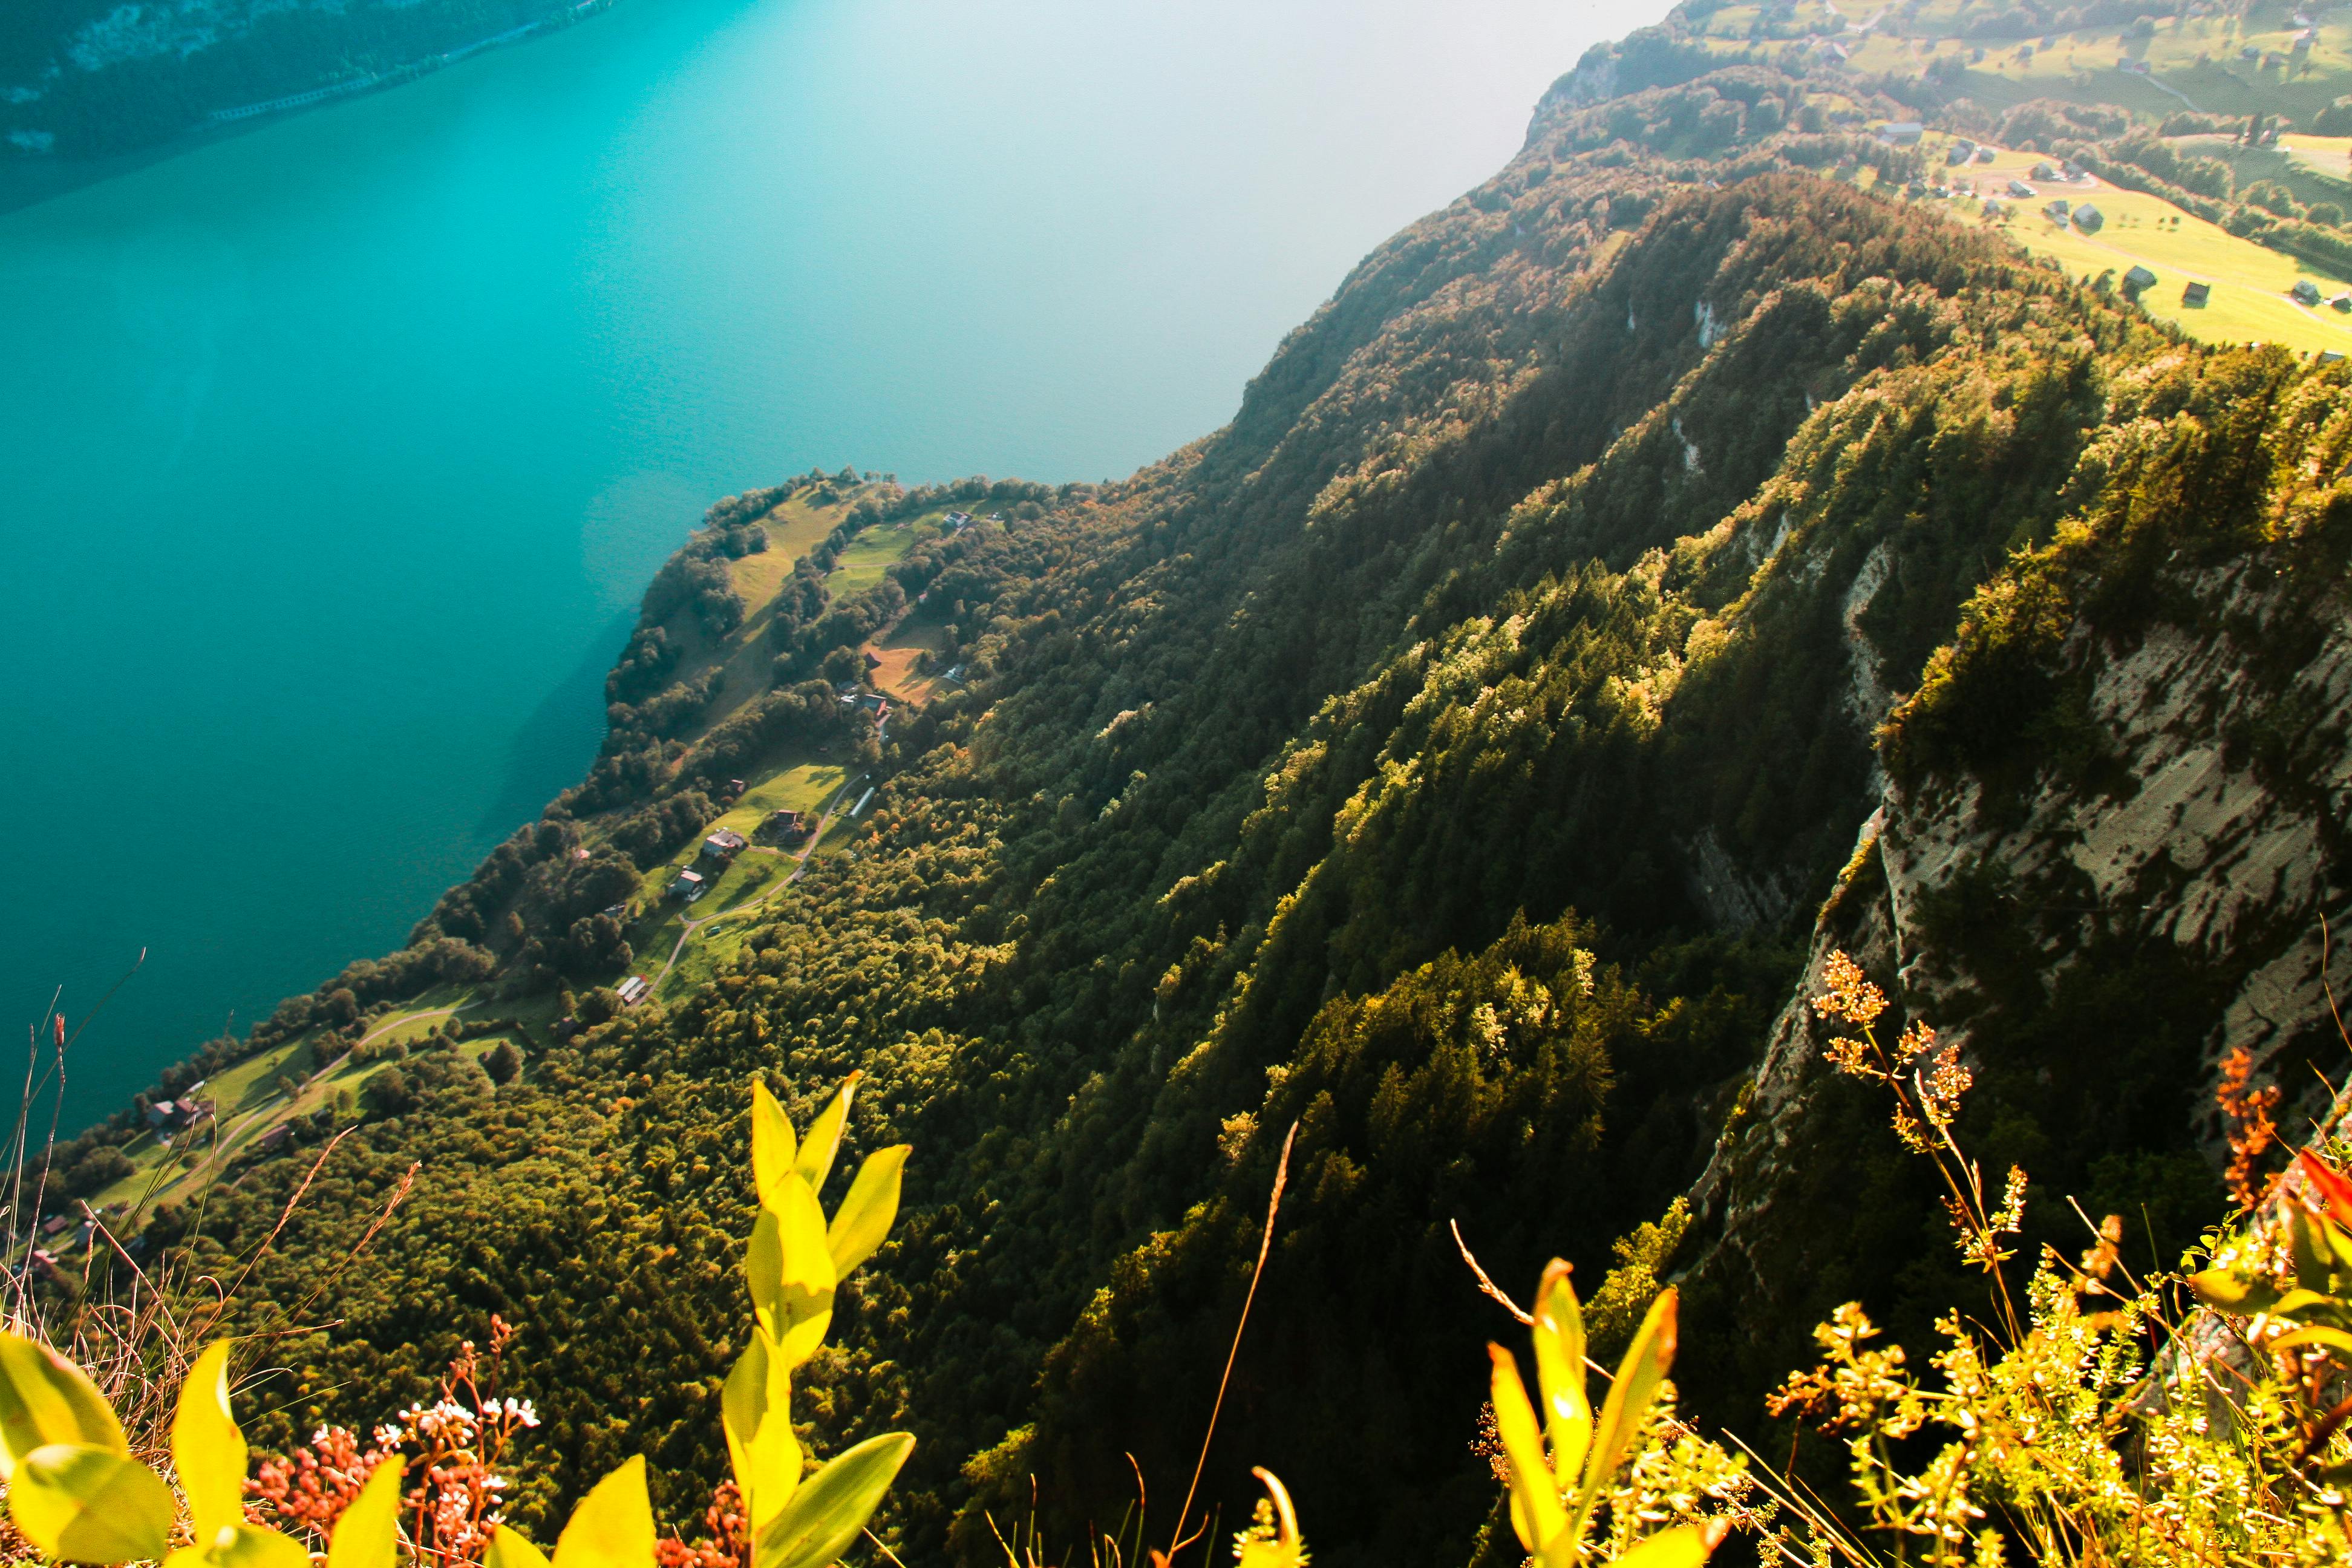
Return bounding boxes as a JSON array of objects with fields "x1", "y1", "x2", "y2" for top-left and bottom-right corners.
[{"x1": 1684, "y1": 379, "x2": 2352, "y2": 1395}]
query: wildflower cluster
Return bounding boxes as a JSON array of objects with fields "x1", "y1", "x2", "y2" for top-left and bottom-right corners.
[
  {"x1": 1771, "y1": 954, "x2": 2352, "y2": 1566},
  {"x1": 654, "y1": 1478, "x2": 750, "y2": 1568},
  {"x1": 1811, "y1": 952, "x2": 2021, "y2": 1279},
  {"x1": 250, "y1": 1315, "x2": 540, "y2": 1566},
  {"x1": 2216, "y1": 1044, "x2": 2284, "y2": 1212}
]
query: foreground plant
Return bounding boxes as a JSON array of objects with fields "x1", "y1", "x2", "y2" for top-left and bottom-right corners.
[
  {"x1": 0, "y1": 1075, "x2": 912, "y2": 1568},
  {"x1": 1767, "y1": 950, "x2": 2352, "y2": 1566},
  {"x1": 1486, "y1": 1269, "x2": 1744, "y2": 1567}
]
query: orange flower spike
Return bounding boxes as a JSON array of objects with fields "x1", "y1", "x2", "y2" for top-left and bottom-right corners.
[{"x1": 2295, "y1": 1148, "x2": 2352, "y2": 1220}]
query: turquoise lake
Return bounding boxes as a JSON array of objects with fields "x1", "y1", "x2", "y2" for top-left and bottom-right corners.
[{"x1": 0, "y1": 0, "x2": 1654, "y2": 1129}]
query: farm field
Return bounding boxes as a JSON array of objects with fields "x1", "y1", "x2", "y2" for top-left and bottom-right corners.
[
  {"x1": 865, "y1": 613, "x2": 952, "y2": 705},
  {"x1": 84, "y1": 985, "x2": 512, "y2": 1220},
  {"x1": 1691, "y1": 0, "x2": 2352, "y2": 120},
  {"x1": 725, "y1": 495, "x2": 841, "y2": 606},
  {"x1": 1847, "y1": 142, "x2": 2352, "y2": 356},
  {"x1": 621, "y1": 760, "x2": 858, "y2": 997},
  {"x1": 829, "y1": 511, "x2": 945, "y2": 595}
]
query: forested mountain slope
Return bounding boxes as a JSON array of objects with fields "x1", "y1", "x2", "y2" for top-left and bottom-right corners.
[{"x1": 54, "y1": 25, "x2": 2352, "y2": 1568}]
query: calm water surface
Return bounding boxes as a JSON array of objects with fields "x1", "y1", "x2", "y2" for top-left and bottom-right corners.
[{"x1": 0, "y1": 0, "x2": 1660, "y2": 1127}]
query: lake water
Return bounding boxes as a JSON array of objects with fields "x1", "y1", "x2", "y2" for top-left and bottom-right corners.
[{"x1": 0, "y1": 0, "x2": 1658, "y2": 1129}]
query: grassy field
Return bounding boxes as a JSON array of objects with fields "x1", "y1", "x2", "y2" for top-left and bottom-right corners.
[
  {"x1": 621, "y1": 760, "x2": 854, "y2": 999},
  {"x1": 829, "y1": 511, "x2": 944, "y2": 595},
  {"x1": 83, "y1": 987, "x2": 506, "y2": 1219},
  {"x1": 726, "y1": 495, "x2": 844, "y2": 606},
  {"x1": 1840, "y1": 140, "x2": 2352, "y2": 356},
  {"x1": 1688, "y1": 0, "x2": 2352, "y2": 120}
]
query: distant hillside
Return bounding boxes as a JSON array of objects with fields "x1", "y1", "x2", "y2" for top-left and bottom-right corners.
[
  {"x1": 0, "y1": 0, "x2": 595, "y2": 159},
  {"x1": 30, "y1": 5, "x2": 2352, "y2": 1567}
]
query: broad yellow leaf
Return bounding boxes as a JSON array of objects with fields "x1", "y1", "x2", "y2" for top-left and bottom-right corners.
[
  {"x1": 1529, "y1": 1259, "x2": 1590, "y2": 1491},
  {"x1": 751, "y1": 1081, "x2": 798, "y2": 1212},
  {"x1": 2274, "y1": 1324, "x2": 2352, "y2": 1358},
  {"x1": 488, "y1": 1525, "x2": 554, "y2": 1568},
  {"x1": 552, "y1": 1454, "x2": 656, "y2": 1568},
  {"x1": 0, "y1": 1331, "x2": 129, "y2": 1480},
  {"x1": 1598, "y1": 1521, "x2": 1726, "y2": 1568},
  {"x1": 1579, "y1": 1289, "x2": 1676, "y2": 1511},
  {"x1": 826, "y1": 1146, "x2": 909, "y2": 1279},
  {"x1": 1487, "y1": 1345, "x2": 1566, "y2": 1555},
  {"x1": 754, "y1": 1431, "x2": 913, "y2": 1568},
  {"x1": 722, "y1": 1331, "x2": 770, "y2": 1489},
  {"x1": 10, "y1": 1442, "x2": 173, "y2": 1562},
  {"x1": 2187, "y1": 1267, "x2": 2279, "y2": 1315},
  {"x1": 723, "y1": 1331, "x2": 802, "y2": 1532},
  {"x1": 165, "y1": 1524, "x2": 312, "y2": 1568},
  {"x1": 794, "y1": 1076, "x2": 859, "y2": 1195},
  {"x1": 771, "y1": 1175, "x2": 837, "y2": 1367},
  {"x1": 748, "y1": 1207, "x2": 787, "y2": 1336},
  {"x1": 328, "y1": 1458, "x2": 407, "y2": 1568},
  {"x1": 174, "y1": 1341, "x2": 248, "y2": 1546}
]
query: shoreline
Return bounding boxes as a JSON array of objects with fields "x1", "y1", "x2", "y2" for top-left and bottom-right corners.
[{"x1": 0, "y1": 0, "x2": 615, "y2": 220}]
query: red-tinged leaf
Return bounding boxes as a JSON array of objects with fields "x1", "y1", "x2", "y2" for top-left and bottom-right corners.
[{"x1": 2300, "y1": 1149, "x2": 2352, "y2": 1220}]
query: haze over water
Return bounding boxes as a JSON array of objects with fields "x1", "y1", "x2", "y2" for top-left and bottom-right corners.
[{"x1": 0, "y1": 0, "x2": 1662, "y2": 1129}]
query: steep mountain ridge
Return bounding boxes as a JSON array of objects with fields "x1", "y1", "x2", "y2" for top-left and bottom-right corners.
[{"x1": 51, "y1": 38, "x2": 2352, "y2": 1568}]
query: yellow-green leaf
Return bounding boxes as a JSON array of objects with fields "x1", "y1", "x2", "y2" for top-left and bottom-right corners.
[
  {"x1": 2274, "y1": 1323, "x2": 2352, "y2": 1359},
  {"x1": 1529, "y1": 1259, "x2": 1590, "y2": 1491},
  {"x1": 773, "y1": 1175, "x2": 837, "y2": 1367},
  {"x1": 1487, "y1": 1345, "x2": 1566, "y2": 1555},
  {"x1": 1579, "y1": 1287, "x2": 1676, "y2": 1510},
  {"x1": 174, "y1": 1341, "x2": 248, "y2": 1546},
  {"x1": 722, "y1": 1331, "x2": 771, "y2": 1491},
  {"x1": 723, "y1": 1331, "x2": 802, "y2": 1533},
  {"x1": 755, "y1": 1431, "x2": 913, "y2": 1568},
  {"x1": 488, "y1": 1526, "x2": 554, "y2": 1568},
  {"x1": 2187, "y1": 1267, "x2": 2279, "y2": 1315},
  {"x1": 748, "y1": 1206, "x2": 786, "y2": 1336},
  {"x1": 751, "y1": 1080, "x2": 798, "y2": 1213},
  {"x1": 826, "y1": 1146, "x2": 909, "y2": 1279},
  {"x1": 0, "y1": 1331, "x2": 129, "y2": 1480},
  {"x1": 793, "y1": 1075, "x2": 859, "y2": 1195},
  {"x1": 328, "y1": 1459, "x2": 406, "y2": 1568},
  {"x1": 1598, "y1": 1522, "x2": 1726, "y2": 1568},
  {"x1": 552, "y1": 1454, "x2": 656, "y2": 1568},
  {"x1": 166, "y1": 1524, "x2": 313, "y2": 1568},
  {"x1": 10, "y1": 1442, "x2": 174, "y2": 1563}
]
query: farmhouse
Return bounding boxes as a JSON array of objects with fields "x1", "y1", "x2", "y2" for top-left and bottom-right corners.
[
  {"x1": 702, "y1": 828, "x2": 748, "y2": 860},
  {"x1": 2071, "y1": 203, "x2": 2102, "y2": 232},
  {"x1": 1878, "y1": 121, "x2": 1923, "y2": 145},
  {"x1": 2007, "y1": 179, "x2": 2036, "y2": 199},
  {"x1": 668, "y1": 867, "x2": 707, "y2": 901},
  {"x1": 617, "y1": 976, "x2": 651, "y2": 1007},
  {"x1": 2183, "y1": 281, "x2": 2211, "y2": 307},
  {"x1": 2125, "y1": 265, "x2": 2157, "y2": 291},
  {"x1": 2292, "y1": 279, "x2": 2323, "y2": 306}
]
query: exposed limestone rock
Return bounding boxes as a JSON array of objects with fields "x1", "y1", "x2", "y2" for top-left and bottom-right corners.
[{"x1": 1683, "y1": 557, "x2": 2352, "y2": 1376}]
